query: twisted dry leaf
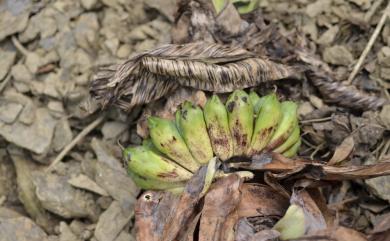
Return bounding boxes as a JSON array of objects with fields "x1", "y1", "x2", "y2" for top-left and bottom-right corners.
[{"x1": 90, "y1": 42, "x2": 295, "y2": 111}]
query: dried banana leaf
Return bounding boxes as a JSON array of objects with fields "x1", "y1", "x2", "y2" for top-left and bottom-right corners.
[{"x1": 90, "y1": 42, "x2": 295, "y2": 111}]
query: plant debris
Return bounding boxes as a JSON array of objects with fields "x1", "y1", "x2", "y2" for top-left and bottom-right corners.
[{"x1": 0, "y1": 0, "x2": 389, "y2": 240}]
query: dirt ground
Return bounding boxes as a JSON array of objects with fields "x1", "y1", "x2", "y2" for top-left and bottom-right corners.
[{"x1": 0, "y1": 0, "x2": 389, "y2": 240}]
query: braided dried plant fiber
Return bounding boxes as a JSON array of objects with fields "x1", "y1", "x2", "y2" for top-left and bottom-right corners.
[
  {"x1": 307, "y1": 70, "x2": 389, "y2": 110},
  {"x1": 90, "y1": 42, "x2": 295, "y2": 111}
]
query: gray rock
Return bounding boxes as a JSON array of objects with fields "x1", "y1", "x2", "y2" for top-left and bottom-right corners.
[
  {"x1": 0, "y1": 100, "x2": 23, "y2": 124},
  {"x1": 52, "y1": 118, "x2": 73, "y2": 152},
  {"x1": 101, "y1": 121, "x2": 128, "y2": 140},
  {"x1": 11, "y1": 64, "x2": 33, "y2": 83},
  {"x1": 0, "y1": 108, "x2": 56, "y2": 154},
  {"x1": 34, "y1": 172, "x2": 100, "y2": 221},
  {"x1": 59, "y1": 222, "x2": 81, "y2": 241},
  {"x1": 25, "y1": 52, "x2": 43, "y2": 74},
  {"x1": 80, "y1": 0, "x2": 100, "y2": 10},
  {"x1": 9, "y1": 149, "x2": 58, "y2": 233},
  {"x1": 0, "y1": 149, "x2": 18, "y2": 204},
  {"x1": 0, "y1": 50, "x2": 16, "y2": 81},
  {"x1": 68, "y1": 174, "x2": 109, "y2": 196},
  {"x1": 366, "y1": 176, "x2": 390, "y2": 202},
  {"x1": 0, "y1": 216, "x2": 49, "y2": 241},
  {"x1": 74, "y1": 13, "x2": 99, "y2": 52},
  {"x1": 91, "y1": 138, "x2": 123, "y2": 172},
  {"x1": 95, "y1": 161, "x2": 138, "y2": 210},
  {"x1": 94, "y1": 201, "x2": 133, "y2": 241},
  {"x1": 114, "y1": 231, "x2": 135, "y2": 241},
  {"x1": 0, "y1": 9, "x2": 29, "y2": 41},
  {"x1": 323, "y1": 45, "x2": 355, "y2": 66}
]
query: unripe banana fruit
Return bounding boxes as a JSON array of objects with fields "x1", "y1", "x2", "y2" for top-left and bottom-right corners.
[
  {"x1": 226, "y1": 90, "x2": 254, "y2": 156},
  {"x1": 125, "y1": 90, "x2": 301, "y2": 192},
  {"x1": 176, "y1": 101, "x2": 213, "y2": 164},
  {"x1": 203, "y1": 95, "x2": 234, "y2": 161},
  {"x1": 148, "y1": 117, "x2": 200, "y2": 172},
  {"x1": 248, "y1": 93, "x2": 281, "y2": 155}
]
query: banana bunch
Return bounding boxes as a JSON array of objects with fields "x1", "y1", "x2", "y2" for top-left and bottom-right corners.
[{"x1": 124, "y1": 90, "x2": 301, "y2": 191}]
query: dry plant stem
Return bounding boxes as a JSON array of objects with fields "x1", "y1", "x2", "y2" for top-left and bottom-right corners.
[
  {"x1": 11, "y1": 36, "x2": 29, "y2": 56},
  {"x1": 346, "y1": 2, "x2": 390, "y2": 84},
  {"x1": 364, "y1": 0, "x2": 385, "y2": 21},
  {"x1": 46, "y1": 114, "x2": 106, "y2": 172},
  {"x1": 0, "y1": 73, "x2": 11, "y2": 93}
]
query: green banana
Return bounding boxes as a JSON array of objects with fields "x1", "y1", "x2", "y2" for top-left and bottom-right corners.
[
  {"x1": 282, "y1": 138, "x2": 301, "y2": 158},
  {"x1": 248, "y1": 93, "x2": 281, "y2": 155},
  {"x1": 226, "y1": 90, "x2": 254, "y2": 156},
  {"x1": 176, "y1": 101, "x2": 213, "y2": 164},
  {"x1": 124, "y1": 145, "x2": 193, "y2": 182},
  {"x1": 128, "y1": 170, "x2": 185, "y2": 194},
  {"x1": 249, "y1": 91, "x2": 267, "y2": 114},
  {"x1": 148, "y1": 117, "x2": 200, "y2": 172},
  {"x1": 203, "y1": 95, "x2": 234, "y2": 161},
  {"x1": 273, "y1": 124, "x2": 300, "y2": 153},
  {"x1": 273, "y1": 204, "x2": 305, "y2": 240},
  {"x1": 266, "y1": 101, "x2": 298, "y2": 150}
]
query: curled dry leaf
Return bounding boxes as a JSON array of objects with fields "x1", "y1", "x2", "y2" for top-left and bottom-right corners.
[
  {"x1": 327, "y1": 135, "x2": 355, "y2": 165},
  {"x1": 229, "y1": 153, "x2": 390, "y2": 181},
  {"x1": 91, "y1": 42, "x2": 295, "y2": 111},
  {"x1": 135, "y1": 191, "x2": 179, "y2": 241},
  {"x1": 199, "y1": 174, "x2": 242, "y2": 241}
]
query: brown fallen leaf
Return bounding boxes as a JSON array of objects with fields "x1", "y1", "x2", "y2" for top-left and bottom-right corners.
[
  {"x1": 327, "y1": 135, "x2": 355, "y2": 165},
  {"x1": 237, "y1": 183, "x2": 289, "y2": 218},
  {"x1": 161, "y1": 165, "x2": 208, "y2": 241},
  {"x1": 199, "y1": 174, "x2": 242, "y2": 241},
  {"x1": 135, "y1": 191, "x2": 179, "y2": 241},
  {"x1": 230, "y1": 153, "x2": 390, "y2": 181},
  {"x1": 299, "y1": 226, "x2": 368, "y2": 241}
]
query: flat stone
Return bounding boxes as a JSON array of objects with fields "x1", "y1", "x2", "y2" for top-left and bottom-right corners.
[
  {"x1": 114, "y1": 231, "x2": 135, "y2": 241},
  {"x1": 80, "y1": 0, "x2": 99, "y2": 10},
  {"x1": 0, "y1": 50, "x2": 16, "y2": 80},
  {"x1": 68, "y1": 174, "x2": 109, "y2": 196},
  {"x1": 9, "y1": 149, "x2": 58, "y2": 233},
  {"x1": 11, "y1": 64, "x2": 33, "y2": 83},
  {"x1": 59, "y1": 222, "x2": 81, "y2": 241},
  {"x1": 0, "y1": 108, "x2": 56, "y2": 154},
  {"x1": 0, "y1": 216, "x2": 49, "y2": 241},
  {"x1": 94, "y1": 201, "x2": 133, "y2": 241},
  {"x1": 323, "y1": 45, "x2": 355, "y2": 66},
  {"x1": 101, "y1": 121, "x2": 128, "y2": 140},
  {"x1": 91, "y1": 138, "x2": 123, "y2": 172},
  {"x1": 34, "y1": 172, "x2": 100, "y2": 221},
  {"x1": 0, "y1": 100, "x2": 23, "y2": 124},
  {"x1": 0, "y1": 9, "x2": 29, "y2": 41},
  {"x1": 95, "y1": 161, "x2": 138, "y2": 210},
  {"x1": 366, "y1": 176, "x2": 390, "y2": 202},
  {"x1": 52, "y1": 118, "x2": 73, "y2": 152}
]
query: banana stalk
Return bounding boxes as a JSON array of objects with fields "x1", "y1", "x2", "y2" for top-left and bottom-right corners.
[
  {"x1": 176, "y1": 101, "x2": 214, "y2": 164},
  {"x1": 248, "y1": 93, "x2": 281, "y2": 155},
  {"x1": 203, "y1": 95, "x2": 234, "y2": 160},
  {"x1": 148, "y1": 117, "x2": 200, "y2": 172},
  {"x1": 226, "y1": 90, "x2": 254, "y2": 156}
]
